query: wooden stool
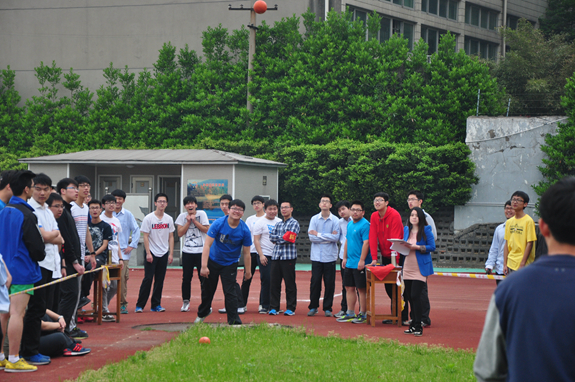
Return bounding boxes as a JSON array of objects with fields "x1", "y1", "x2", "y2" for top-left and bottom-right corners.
[
  {"x1": 365, "y1": 267, "x2": 402, "y2": 327},
  {"x1": 79, "y1": 265, "x2": 122, "y2": 324}
]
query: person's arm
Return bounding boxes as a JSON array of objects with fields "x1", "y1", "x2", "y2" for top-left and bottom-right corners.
[
  {"x1": 22, "y1": 212, "x2": 46, "y2": 263},
  {"x1": 519, "y1": 241, "x2": 534, "y2": 268},
  {"x1": 307, "y1": 216, "x2": 321, "y2": 241},
  {"x1": 125, "y1": 213, "x2": 141, "y2": 255},
  {"x1": 474, "y1": 295, "x2": 508, "y2": 382},
  {"x1": 168, "y1": 230, "x2": 174, "y2": 265},
  {"x1": 269, "y1": 223, "x2": 284, "y2": 244},
  {"x1": 200, "y1": 236, "x2": 214, "y2": 277},
  {"x1": 342, "y1": 240, "x2": 348, "y2": 269},
  {"x1": 143, "y1": 232, "x2": 152, "y2": 263},
  {"x1": 44, "y1": 309, "x2": 66, "y2": 332},
  {"x1": 95, "y1": 240, "x2": 109, "y2": 257},
  {"x1": 485, "y1": 226, "x2": 501, "y2": 274},
  {"x1": 254, "y1": 234, "x2": 267, "y2": 266},
  {"x1": 418, "y1": 226, "x2": 436, "y2": 254},
  {"x1": 503, "y1": 241, "x2": 509, "y2": 275},
  {"x1": 2, "y1": 258, "x2": 11, "y2": 289},
  {"x1": 39, "y1": 227, "x2": 61, "y2": 244},
  {"x1": 357, "y1": 239, "x2": 370, "y2": 270},
  {"x1": 176, "y1": 217, "x2": 190, "y2": 237},
  {"x1": 311, "y1": 218, "x2": 340, "y2": 243},
  {"x1": 369, "y1": 216, "x2": 379, "y2": 262},
  {"x1": 243, "y1": 246, "x2": 252, "y2": 280},
  {"x1": 192, "y1": 212, "x2": 210, "y2": 234},
  {"x1": 85, "y1": 227, "x2": 96, "y2": 268}
]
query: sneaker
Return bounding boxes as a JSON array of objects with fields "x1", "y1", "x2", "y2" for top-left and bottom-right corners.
[
  {"x1": 336, "y1": 313, "x2": 357, "y2": 323},
  {"x1": 135, "y1": 306, "x2": 143, "y2": 313},
  {"x1": 83, "y1": 316, "x2": 94, "y2": 322},
  {"x1": 68, "y1": 328, "x2": 89, "y2": 339},
  {"x1": 237, "y1": 307, "x2": 246, "y2": 314},
  {"x1": 151, "y1": 305, "x2": 166, "y2": 312},
  {"x1": 194, "y1": 308, "x2": 212, "y2": 324},
  {"x1": 0, "y1": 358, "x2": 7, "y2": 370},
  {"x1": 181, "y1": 300, "x2": 190, "y2": 312},
  {"x1": 404, "y1": 327, "x2": 423, "y2": 336},
  {"x1": 78, "y1": 296, "x2": 91, "y2": 309},
  {"x1": 4, "y1": 358, "x2": 37, "y2": 373},
  {"x1": 63, "y1": 343, "x2": 91, "y2": 356},
  {"x1": 422, "y1": 321, "x2": 430, "y2": 328},
  {"x1": 278, "y1": 310, "x2": 284, "y2": 314},
  {"x1": 402, "y1": 320, "x2": 412, "y2": 326},
  {"x1": 307, "y1": 309, "x2": 318, "y2": 316},
  {"x1": 121, "y1": 306, "x2": 129, "y2": 315},
  {"x1": 334, "y1": 310, "x2": 346, "y2": 318},
  {"x1": 268, "y1": 309, "x2": 278, "y2": 316},
  {"x1": 382, "y1": 319, "x2": 394, "y2": 324},
  {"x1": 258, "y1": 308, "x2": 269, "y2": 314},
  {"x1": 352, "y1": 314, "x2": 367, "y2": 324},
  {"x1": 325, "y1": 310, "x2": 333, "y2": 317},
  {"x1": 102, "y1": 314, "x2": 115, "y2": 322},
  {"x1": 77, "y1": 317, "x2": 85, "y2": 324},
  {"x1": 218, "y1": 308, "x2": 227, "y2": 314},
  {"x1": 23, "y1": 353, "x2": 51, "y2": 365},
  {"x1": 284, "y1": 310, "x2": 295, "y2": 316}
]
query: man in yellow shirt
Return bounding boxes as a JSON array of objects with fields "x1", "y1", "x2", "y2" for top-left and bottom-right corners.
[{"x1": 503, "y1": 191, "x2": 537, "y2": 275}]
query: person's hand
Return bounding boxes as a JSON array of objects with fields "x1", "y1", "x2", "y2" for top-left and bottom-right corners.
[
  {"x1": 61, "y1": 267, "x2": 67, "y2": 278},
  {"x1": 123, "y1": 247, "x2": 133, "y2": 255},
  {"x1": 308, "y1": 230, "x2": 318, "y2": 236},
  {"x1": 90, "y1": 255, "x2": 96, "y2": 269},
  {"x1": 186, "y1": 213, "x2": 196, "y2": 223},
  {"x1": 358, "y1": 259, "x2": 365, "y2": 271},
  {"x1": 119, "y1": 260, "x2": 124, "y2": 269},
  {"x1": 146, "y1": 253, "x2": 153, "y2": 263},
  {"x1": 503, "y1": 264, "x2": 509, "y2": 275},
  {"x1": 74, "y1": 263, "x2": 85, "y2": 275},
  {"x1": 200, "y1": 266, "x2": 209, "y2": 278},
  {"x1": 168, "y1": 254, "x2": 173, "y2": 265},
  {"x1": 342, "y1": 259, "x2": 346, "y2": 269},
  {"x1": 244, "y1": 270, "x2": 252, "y2": 281},
  {"x1": 58, "y1": 316, "x2": 66, "y2": 331},
  {"x1": 485, "y1": 268, "x2": 492, "y2": 275},
  {"x1": 369, "y1": 260, "x2": 378, "y2": 266},
  {"x1": 519, "y1": 261, "x2": 526, "y2": 269},
  {"x1": 259, "y1": 255, "x2": 268, "y2": 266}
]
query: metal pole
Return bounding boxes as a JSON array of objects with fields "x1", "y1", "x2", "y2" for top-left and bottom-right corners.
[
  {"x1": 507, "y1": 98, "x2": 511, "y2": 117},
  {"x1": 476, "y1": 89, "x2": 481, "y2": 116},
  {"x1": 502, "y1": 0, "x2": 508, "y2": 58},
  {"x1": 247, "y1": 5, "x2": 256, "y2": 113}
]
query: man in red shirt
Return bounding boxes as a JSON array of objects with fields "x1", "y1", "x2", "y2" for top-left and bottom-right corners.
[{"x1": 369, "y1": 192, "x2": 403, "y2": 322}]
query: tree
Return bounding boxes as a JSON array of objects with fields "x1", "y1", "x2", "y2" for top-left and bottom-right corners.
[
  {"x1": 491, "y1": 19, "x2": 575, "y2": 116},
  {"x1": 534, "y1": 72, "x2": 575, "y2": 201},
  {"x1": 539, "y1": 0, "x2": 575, "y2": 42}
]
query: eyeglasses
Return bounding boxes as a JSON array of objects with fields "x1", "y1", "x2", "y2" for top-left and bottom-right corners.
[
  {"x1": 374, "y1": 198, "x2": 385, "y2": 203},
  {"x1": 156, "y1": 200, "x2": 168, "y2": 204},
  {"x1": 280, "y1": 206, "x2": 291, "y2": 209},
  {"x1": 78, "y1": 184, "x2": 91, "y2": 188},
  {"x1": 319, "y1": 200, "x2": 331, "y2": 204},
  {"x1": 51, "y1": 204, "x2": 64, "y2": 209},
  {"x1": 66, "y1": 187, "x2": 78, "y2": 191},
  {"x1": 407, "y1": 198, "x2": 419, "y2": 202},
  {"x1": 350, "y1": 208, "x2": 363, "y2": 212},
  {"x1": 511, "y1": 198, "x2": 524, "y2": 203},
  {"x1": 230, "y1": 207, "x2": 244, "y2": 212}
]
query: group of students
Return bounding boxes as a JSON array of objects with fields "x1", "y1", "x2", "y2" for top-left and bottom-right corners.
[
  {"x1": 175, "y1": 191, "x2": 437, "y2": 339},
  {"x1": 0, "y1": 170, "x2": 140, "y2": 373}
]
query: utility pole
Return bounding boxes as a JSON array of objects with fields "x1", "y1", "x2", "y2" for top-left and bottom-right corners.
[{"x1": 229, "y1": 1, "x2": 278, "y2": 113}]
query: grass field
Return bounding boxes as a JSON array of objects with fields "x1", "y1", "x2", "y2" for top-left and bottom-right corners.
[{"x1": 74, "y1": 324, "x2": 476, "y2": 381}]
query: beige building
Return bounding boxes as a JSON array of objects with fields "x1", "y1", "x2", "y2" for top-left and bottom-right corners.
[{"x1": 1, "y1": 0, "x2": 546, "y2": 103}]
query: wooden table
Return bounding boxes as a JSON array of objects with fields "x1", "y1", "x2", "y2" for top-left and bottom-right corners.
[
  {"x1": 79, "y1": 264, "x2": 122, "y2": 324},
  {"x1": 366, "y1": 267, "x2": 402, "y2": 327}
]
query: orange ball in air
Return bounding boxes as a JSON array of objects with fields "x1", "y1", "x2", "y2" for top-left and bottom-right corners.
[
  {"x1": 253, "y1": 0, "x2": 267, "y2": 14},
  {"x1": 199, "y1": 336, "x2": 210, "y2": 344}
]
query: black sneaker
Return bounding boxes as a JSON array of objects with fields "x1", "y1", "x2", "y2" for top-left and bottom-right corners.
[
  {"x1": 404, "y1": 327, "x2": 423, "y2": 336},
  {"x1": 68, "y1": 328, "x2": 89, "y2": 339},
  {"x1": 78, "y1": 297, "x2": 91, "y2": 309}
]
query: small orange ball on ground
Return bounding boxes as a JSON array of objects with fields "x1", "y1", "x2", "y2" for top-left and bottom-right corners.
[
  {"x1": 253, "y1": 0, "x2": 267, "y2": 14},
  {"x1": 199, "y1": 336, "x2": 210, "y2": 344}
]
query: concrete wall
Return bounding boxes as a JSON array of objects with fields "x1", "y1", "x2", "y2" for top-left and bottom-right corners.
[
  {"x1": 27, "y1": 163, "x2": 69, "y2": 185},
  {"x1": 234, "y1": 164, "x2": 279, "y2": 206},
  {"x1": 454, "y1": 116, "x2": 567, "y2": 230},
  {"x1": 0, "y1": 0, "x2": 322, "y2": 104}
]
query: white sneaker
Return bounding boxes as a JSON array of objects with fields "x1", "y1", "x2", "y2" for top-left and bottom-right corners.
[
  {"x1": 194, "y1": 308, "x2": 212, "y2": 324},
  {"x1": 181, "y1": 300, "x2": 190, "y2": 312},
  {"x1": 218, "y1": 308, "x2": 226, "y2": 314},
  {"x1": 237, "y1": 307, "x2": 246, "y2": 314}
]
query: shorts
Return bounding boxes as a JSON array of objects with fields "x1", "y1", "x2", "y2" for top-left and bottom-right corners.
[
  {"x1": 10, "y1": 283, "x2": 34, "y2": 296},
  {"x1": 343, "y1": 268, "x2": 367, "y2": 289}
]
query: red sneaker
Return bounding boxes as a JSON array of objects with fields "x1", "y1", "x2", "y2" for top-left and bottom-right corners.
[{"x1": 63, "y1": 343, "x2": 91, "y2": 356}]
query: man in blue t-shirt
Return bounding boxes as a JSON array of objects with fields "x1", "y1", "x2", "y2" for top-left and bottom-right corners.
[
  {"x1": 338, "y1": 200, "x2": 374, "y2": 324},
  {"x1": 194, "y1": 199, "x2": 252, "y2": 325}
]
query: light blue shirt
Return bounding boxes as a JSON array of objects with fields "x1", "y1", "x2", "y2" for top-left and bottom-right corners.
[
  {"x1": 113, "y1": 207, "x2": 140, "y2": 261},
  {"x1": 485, "y1": 222, "x2": 506, "y2": 275},
  {"x1": 308, "y1": 212, "x2": 340, "y2": 263}
]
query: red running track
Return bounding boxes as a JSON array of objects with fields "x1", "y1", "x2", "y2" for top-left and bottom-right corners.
[{"x1": 4, "y1": 268, "x2": 494, "y2": 381}]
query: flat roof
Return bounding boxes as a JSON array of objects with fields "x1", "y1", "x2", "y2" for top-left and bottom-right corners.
[{"x1": 20, "y1": 149, "x2": 287, "y2": 168}]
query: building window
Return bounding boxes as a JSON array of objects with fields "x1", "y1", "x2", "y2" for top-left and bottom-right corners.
[
  {"x1": 506, "y1": 15, "x2": 519, "y2": 30},
  {"x1": 380, "y1": 0, "x2": 414, "y2": 8},
  {"x1": 422, "y1": 0, "x2": 457, "y2": 20},
  {"x1": 464, "y1": 37, "x2": 498, "y2": 60},
  {"x1": 349, "y1": 6, "x2": 414, "y2": 49},
  {"x1": 465, "y1": 3, "x2": 498, "y2": 30},
  {"x1": 421, "y1": 27, "x2": 456, "y2": 54}
]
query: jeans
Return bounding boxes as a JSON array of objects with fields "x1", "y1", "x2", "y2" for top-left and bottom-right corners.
[
  {"x1": 197, "y1": 258, "x2": 242, "y2": 325},
  {"x1": 136, "y1": 252, "x2": 169, "y2": 309},
  {"x1": 308, "y1": 260, "x2": 336, "y2": 312}
]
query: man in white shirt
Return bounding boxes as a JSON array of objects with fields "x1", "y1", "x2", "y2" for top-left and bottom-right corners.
[
  {"x1": 175, "y1": 196, "x2": 209, "y2": 312},
  {"x1": 135, "y1": 193, "x2": 175, "y2": 313},
  {"x1": 100, "y1": 194, "x2": 123, "y2": 319},
  {"x1": 485, "y1": 201, "x2": 515, "y2": 285},
  {"x1": 252, "y1": 199, "x2": 282, "y2": 314}
]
